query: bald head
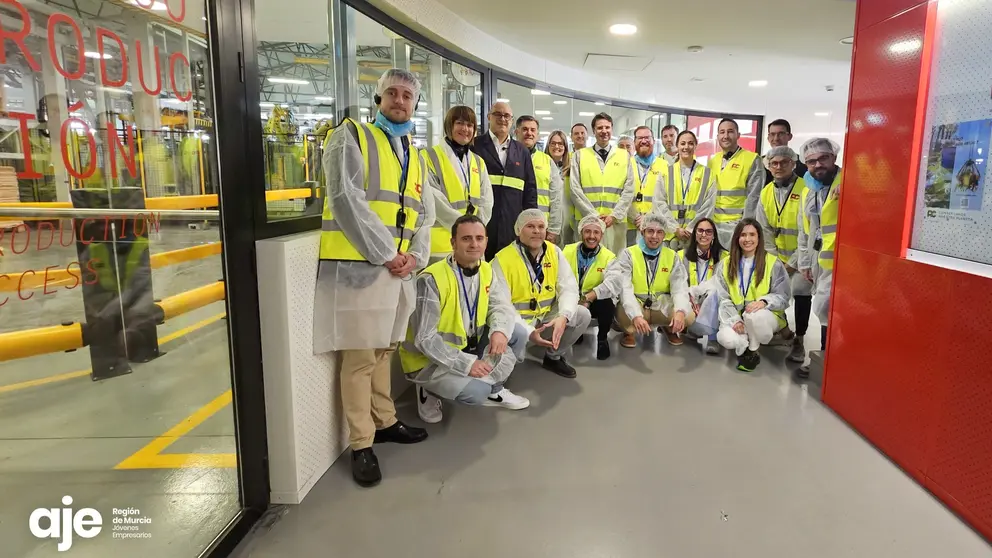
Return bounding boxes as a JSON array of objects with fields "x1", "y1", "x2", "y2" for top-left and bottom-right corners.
[{"x1": 488, "y1": 101, "x2": 513, "y2": 141}]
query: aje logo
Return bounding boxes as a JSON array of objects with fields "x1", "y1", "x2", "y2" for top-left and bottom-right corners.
[{"x1": 29, "y1": 496, "x2": 102, "y2": 552}]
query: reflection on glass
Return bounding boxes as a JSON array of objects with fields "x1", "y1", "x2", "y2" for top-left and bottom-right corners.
[{"x1": 0, "y1": 2, "x2": 238, "y2": 556}]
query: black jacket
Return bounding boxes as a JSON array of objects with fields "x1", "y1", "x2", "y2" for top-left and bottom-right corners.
[{"x1": 472, "y1": 133, "x2": 538, "y2": 260}]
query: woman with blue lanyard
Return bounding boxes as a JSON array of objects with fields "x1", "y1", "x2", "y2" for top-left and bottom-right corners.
[
  {"x1": 650, "y1": 130, "x2": 717, "y2": 252},
  {"x1": 715, "y1": 218, "x2": 792, "y2": 372},
  {"x1": 679, "y1": 218, "x2": 726, "y2": 355}
]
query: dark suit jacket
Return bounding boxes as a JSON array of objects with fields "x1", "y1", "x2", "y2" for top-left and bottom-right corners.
[{"x1": 472, "y1": 133, "x2": 538, "y2": 260}]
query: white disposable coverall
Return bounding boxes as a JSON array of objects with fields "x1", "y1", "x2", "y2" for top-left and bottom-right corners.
[
  {"x1": 569, "y1": 143, "x2": 636, "y2": 255},
  {"x1": 797, "y1": 179, "x2": 839, "y2": 326},
  {"x1": 755, "y1": 176, "x2": 814, "y2": 297},
  {"x1": 650, "y1": 159, "x2": 718, "y2": 252},
  {"x1": 714, "y1": 149, "x2": 766, "y2": 248},
  {"x1": 715, "y1": 256, "x2": 792, "y2": 354},
  {"x1": 426, "y1": 140, "x2": 494, "y2": 233}
]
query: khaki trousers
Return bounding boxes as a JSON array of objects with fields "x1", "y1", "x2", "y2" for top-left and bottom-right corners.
[
  {"x1": 616, "y1": 304, "x2": 695, "y2": 333},
  {"x1": 339, "y1": 346, "x2": 398, "y2": 450}
]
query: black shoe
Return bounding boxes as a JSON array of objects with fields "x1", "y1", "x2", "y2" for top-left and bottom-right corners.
[
  {"x1": 796, "y1": 365, "x2": 810, "y2": 379},
  {"x1": 373, "y1": 421, "x2": 428, "y2": 445},
  {"x1": 597, "y1": 339, "x2": 610, "y2": 360},
  {"x1": 542, "y1": 355, "x2": 577, "y2": 378},
  {"x1": 736, "y1": 349, "x2": 761, "y2": 372},
  {"x1": 351, "y1": 448, "x2": 381, "y2": 487}
]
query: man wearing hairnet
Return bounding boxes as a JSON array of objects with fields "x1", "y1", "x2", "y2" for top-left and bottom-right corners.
[
  {"x1": 314, "y1": 68, "x2": 434, "y2": 488},
  {"x1": 493, "y1": 209, "x2": 592, "y2": 379},
  {"x1": 797, "y1": 137, "x2": 842, "y2": 377},
  {"x1": 398, "y1": 214, "x2": 529, "y2": 425},
  {"x1": 607, "y1": 213, "x2": 694, "y2": 348},
  {"x1": 618, "y1": 134, "x2": 635, "y2": 155},
  {"x1": 757, "y1": 146, "x2": 814, "y2": 366},
  {"x1": 562, "y1": 214, "x2": 620, "y2": 360}
]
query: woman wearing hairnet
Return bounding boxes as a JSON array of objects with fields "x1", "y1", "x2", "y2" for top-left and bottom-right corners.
[
  {"x1": 715, "y1": 218, "x2": 792, "y2": 372},
  {"x1": 313, "y1": 68, "x2": 435, "y2": 487}
]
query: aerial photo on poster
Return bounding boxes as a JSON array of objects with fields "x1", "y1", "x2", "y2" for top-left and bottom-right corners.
[{"x1": 924, "y1": 118, "x2": 992, "y2": 211}]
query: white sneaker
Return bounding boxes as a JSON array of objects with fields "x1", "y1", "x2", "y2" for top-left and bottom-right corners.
[
  {"x1": 417, "y1": 387, "x2": 442, "y2": 424},
  {"x1": 483, "y1": 388, "x2": 530, "y2": 410}
]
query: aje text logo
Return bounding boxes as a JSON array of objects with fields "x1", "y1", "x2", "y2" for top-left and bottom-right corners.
[{"x1": 29, "y1": 496, "x2": 102, "y2": 552}]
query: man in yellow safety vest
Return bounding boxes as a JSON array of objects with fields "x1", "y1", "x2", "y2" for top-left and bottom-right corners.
[
  {"x1": 493, "y1": 209, "x2": 592, "y2": 379},
  {"x1": 627, "y1": 126, "x2": 668, "y2": 247},
  {"x1": 757, "y1": 146, "x2": 813, "y2": 368},
  {"x1": 708, "y1": 118, "x2": 766, "y2": 248},
  {"x1": 570, "y1": 112, "x2": 636, "y2": 256},
  {"x1": 515, "y1": 115, "x2": 563, "y2": 244},
  {"x1": 563, "y1": 214, "x2": 619, "y2": 360},
  {"x1": 797, "y1": 138, "x2": 842, "y2": 377},
  {"x1": 313, "y1": 68, "x2": 433, "y2": 488},
  {"x1": 398, "y1": 214, "x2": 529, "y2": 425}
]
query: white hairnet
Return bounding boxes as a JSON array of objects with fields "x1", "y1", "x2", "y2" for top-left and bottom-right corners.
[
  {"x1": 376, "y1": 68, "x2": 421, "y2": 98},
  {"x1": 800, "y1": 137, "x2": 840, "y2": 160},
  {"x1": 578, "y1": 214, "x2": 605, "y2": 234},
  {"x1": 642, "y1": 213, "x2": 666, "y2": 231},
  {"x1": 514, "y1": 208, "x2": 547, "y2": 235},
  {"x1": 619, "y1": 135, "x2": 634, "y2": 143},
  {"x1": 766, "y1": 146, "x2": 797, "y2": 161}
]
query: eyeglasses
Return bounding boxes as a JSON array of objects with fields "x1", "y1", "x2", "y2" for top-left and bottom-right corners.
[
  {"x1": 696, "y1": 229, "x2": 715, "y2": 236},
  {"x1": 805, "y1": 154, "x2": 834, "y2": 167},
  {"x1": 769, "y1": 160, "x2": 794, "y2": 168},
  {"x1": 490, "y1": 112, "x2": 513, "y2": 121},
  {"x1": 548, "y1": 140, "x2": 566, "y2": 147},
  {"x1": 634, "y1": 136, "x2": 653, "y2": 142}
]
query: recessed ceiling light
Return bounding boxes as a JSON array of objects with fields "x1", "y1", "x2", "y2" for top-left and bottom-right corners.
[
  {"x1": 314, "y1": 96, "x2": 334, "y2": 102},
  {"x1": 609, "y1": 23, "x2": 637, "y2": 36},
  {"x1": 541, "y1": 117, "x2": 553, "y2": 121},
  {"x1": 84, "y1": 51, "x2": 112, "y2": 59},
  {"x1": 594, "y1": 102, "x2": 605, "y2": 106},
  {"x1": 268, "y1": 77, "x2": 309, "y2": 85},
  {"x1": 686, "y1": 45, "x2": 704, "y2": 53},
  {"x1": 359, "y1": 107, "x2": 370, "y2": 113},
  {"x1": 531, "y1": 89, "x2": 551, "y2": 96},
  {"x1": 889, "y1": 38, "x2": 922, "y2": 54},
  {"x1": 496, "y1": 97, "x2": 510, "y2": 103},
  {"x1": 814, "y1": 112, "x2": 830, "y2": 117},
  {"x1": 579, "y1": 111, "x2": 595, "y2": 116},
  {"x1": 535, "y1": 110, "x2": 551, "y2": 115},
  {"x1": 839, "y1": 36, "x2": 854, "y2": 45},
  {"x1": 554, "y1": 100, "x2": 567, "y2": 105},
  {"x1": 748, "y1": 80, "x2": 768, "y2": 87}
]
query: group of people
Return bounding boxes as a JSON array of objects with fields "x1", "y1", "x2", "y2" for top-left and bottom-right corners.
[{"x1": 313, "y1": 68, "x2": 843, "y2": 487}]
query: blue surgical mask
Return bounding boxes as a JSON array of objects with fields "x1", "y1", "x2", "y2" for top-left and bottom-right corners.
[
  {"x1": 374, "y1": 110, "x2": 415, "y2": 138},
  {"x1": 803, "y1": 170, "x2": 826, "y2": 192},
  {"x1": 638, "y1": 235, "x2": 661, "y2": 257},
  {"x1": 635, "y1": 153, "x2": 656, "y2": 168}
]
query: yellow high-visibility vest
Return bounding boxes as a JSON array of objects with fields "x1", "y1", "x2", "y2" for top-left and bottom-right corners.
[
  {"x1": 818, "y1": 171, "x2": 842, "y2": 270},
  {"x1": 723, "y1": 253, "x2": 787, "y2": 328},
  {"x1": 631, "y1": 158, "x2": 668, "y2": 221},
  {"x1": 532, "y1": 150, "x2": 554, "y2": 221},
  {"x1": 319, "y1": 119, "x2": 424, "y2": 261},
  {"x1": 562, "y1": 242, "x2": 615, "y2": 295},
  {"x1": 577, "y1": 146, "x2": 632, "y2": 217},
  {"x1": 667, "y1": 160, "x2": 712, "y2": 228},
  {"x1": 678, "y1": 248, "x2": 726, "y2": 287},
  {"x1": 626, "y1": 245, "x2": 677, "y2": 304},
  {"x1": 495, "y1": 241, "x2": 558, "y2": 321},
  {"x1": 424, "y1": 144, "x2": 483, "y2": 255},
  {"x1": 398, "y1": 259, "x2": 493, "y2": 373},
  {"x1": 708, "y1": 147, "x2": 758, "y2": 224},
  {"x1": 760, "y1": 178, "x2": 809, "y2": 265}
]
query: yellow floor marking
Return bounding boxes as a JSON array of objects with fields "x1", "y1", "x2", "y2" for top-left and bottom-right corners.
[
  {"x1": 0, "y1": 313, "x2": 226, "y2": 394},
  {"x1": 114, "y1": 389, "x2": 236, "y2": 470}
]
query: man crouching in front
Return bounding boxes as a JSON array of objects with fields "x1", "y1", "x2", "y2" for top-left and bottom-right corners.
[{"x1": 399, "y1": 214, "x2": 529, "y2": 424}]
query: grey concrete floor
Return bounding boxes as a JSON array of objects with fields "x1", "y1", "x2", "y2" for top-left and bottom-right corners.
[
  {"x1": 237, "y1": 327, "x2": 992, "y2": 558},
  {"x1": 0, "y1": 227, "x2": 240, "y2": 557}
]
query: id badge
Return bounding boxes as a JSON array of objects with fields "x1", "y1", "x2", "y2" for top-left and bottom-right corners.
[
  {"x1": 677, "y1": 209, "x2": 686, "y2": 220},
  {"x1": 813, "y1": 239, "x2": 822, "y2": 251},
  {"x1": 643, "y1": 297, "x2": 654, "y2": 309},
  {"x1": 395, "y1": 208, "x2": 407, "y2": 229},
  {"x1": 466, "y1": 203, "x2": 476, "y2": 215},
  {"x1": 464, "y1": 335, "x2": 479, "y2": 354},
  {"x1": 635, "y1": 192, "x2": 644, "y2": 203}
]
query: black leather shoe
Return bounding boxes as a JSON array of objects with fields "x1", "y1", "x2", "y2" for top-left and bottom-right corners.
[
  {"x1": 596, "y1": 340, "x2": 610, "y2": 360},
  {"x1": 542, "y1": 355, "x2": 577, "y2": 378},
  {"x1": 352, "y1": 448, "x2": 381, "y2": 487},
  {"x1": 374, "y1": 421, "x2": 428, "y2": 445}
]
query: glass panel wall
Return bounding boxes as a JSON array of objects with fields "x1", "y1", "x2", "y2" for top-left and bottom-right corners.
[
  {"x1": 0, "y1": 1, "x2": 240, "y2": 556},
  {"x1": 686, "y1": 115, "x2": 761, "y2": 166}
]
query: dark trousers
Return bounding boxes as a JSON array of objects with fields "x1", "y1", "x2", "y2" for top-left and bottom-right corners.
[
  {"x1": 794, "y1": 295, "x2": 812, "y2": 337},
  {"x1": 587, "y1": 298, "x2": 616, "y2": 342}
]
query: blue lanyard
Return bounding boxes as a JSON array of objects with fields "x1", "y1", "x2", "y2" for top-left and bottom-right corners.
[
  {"x1": 457, "y1": 266, "x2": 479, "y2": 329},
  {"x1": 738, "y1": 257, "x2": 756, "y2": 301},
  {"x1": 681, "y1": 162, "x2": 695, "y2": 202},
  {"x1": 695, "y1": 259, "x2": 709, "y2": 285}
]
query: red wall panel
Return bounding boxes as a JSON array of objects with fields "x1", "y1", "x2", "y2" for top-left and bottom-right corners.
[{"x1": 826, "y1": 0, "x2": 992, "y2": 544}]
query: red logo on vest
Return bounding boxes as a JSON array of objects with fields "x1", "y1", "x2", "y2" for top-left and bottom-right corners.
[
  {"x1": 661, "y1": 267, "x2": 669, "y2": 272},
  {"x1": 485, "y1": 285, "x2": 490, "y2": 293},
  {"x1": 597, "y1": 267, "x2": 605, "y2": 272},
  {"x1": 790, "y1": 193, "x2": 801, "y2": 200},
  {"x1": 515, "y1": 161, "x2": 521, "y2": 166},
  {"x1": 472, "y1": 168, "x2": 479, "y2": 174},
  {"x1": 730, "y1": 163, "x2": 741, "y2": 170},
  {"x1": 415, "y1": 183, "x2": 422, "y2": 194}
]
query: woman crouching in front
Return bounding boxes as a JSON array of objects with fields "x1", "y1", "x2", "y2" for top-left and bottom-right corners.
[{"x1": 715, "y1": 218, "x2": 792, "y2": 372}]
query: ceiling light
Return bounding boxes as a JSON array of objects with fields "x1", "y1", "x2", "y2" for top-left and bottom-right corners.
[
  {"x1": 268, "y1": 77, "x2": 309, "y2": 85},
  {"x1": 84, "y1": 51, "x2": 111, "y2": 59},
  {"x1": 535, "y1": 110, "x2": 551, "y2": 115},
  {"x1": 748, "y1": 80, "x2": 768, "y2": 87},
  {"x1": 531, "y1": 89, "x2": 550, "y2": 96},
  {"x1": 686, "y1": 45, "x2": 704, "y2": 53},
  {"x1": 595, "y1": 102, "x2": 605, "y2": 106},
  {"x1": 259, "y1": 102, "x2": 275, "y2": 107},
  {"x1": 609, "y1": 23, "x2": 637, "y2": 36},
  {"x1": 814, "y1": 112, "x2": 830, "y2": 117},
  {"x1": 475, "y1": 91, "x2": 482, "y2": 96},
  {"x1": 496, "y1": 97, "x2": 510, "y2": 103},
  {"x1": 554, "y1": 100, "x2": 567, "y2": 105},
  {"x1": 839, "y1": 36, "x2": 854, "y2": 45},
  {"x1": 131, "y1": 0, "x2": 167, "y2": 10},
  {"x1": 541, "y1": 117, "x2": 553, "y2": 121},
  {"x1": 359, "y1": 107, "x2": 370, "y2": 113},
  {"x1": 314, "y1": 96, "x2": 334, "y2": 102},
  {"x1": 579, "y1": 111, "x2": 595, "y2": 116},
  {"x1": 889, "y1": 38, "x2": 922, "y2": 54}
]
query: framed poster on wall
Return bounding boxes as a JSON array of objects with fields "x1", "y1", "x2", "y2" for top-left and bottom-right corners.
[{"x1": 908, "y1": 0, "x2": 992, "y2": 278}]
